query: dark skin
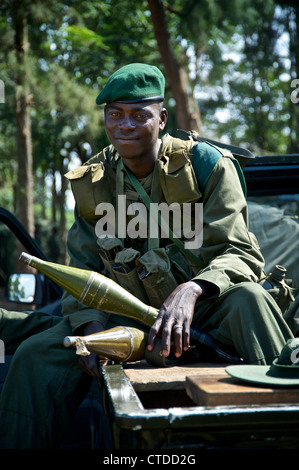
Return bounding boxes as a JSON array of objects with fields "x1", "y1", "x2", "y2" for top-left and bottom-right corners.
[{"x1": 77, "y1": 101, "x2": 205, "y2": 378}]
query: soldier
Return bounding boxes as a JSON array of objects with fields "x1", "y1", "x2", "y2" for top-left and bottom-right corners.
[{"x1": 0, "y1": 63, "x2": 294, "y2": 448}]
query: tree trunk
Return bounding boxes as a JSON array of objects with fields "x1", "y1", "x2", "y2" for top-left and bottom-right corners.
[
  {"x1": 288, "y1": 5, "x2": 299, "y2": 153},
  {"x1": 51, "y1": 169, "x2": 57, "y2": 225},
  {"x1": 13, "y1": 1, "x2": 35, "y2": 237},
  {"x1": 147, "y1": 0, "x2": 202, "y2": 132},
  {"x1": 293, "y1": 6, "x2": 299, "y2": 153},
  {"x1": 58, "y1": 161, "x2": 68, "y2": 264}
]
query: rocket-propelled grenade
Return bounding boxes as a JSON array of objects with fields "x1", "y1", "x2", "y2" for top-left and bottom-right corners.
[
  {"x1": 19, "y1": 252, "x2": 158, "y2": 327},
  {"x1": 64, "y1": 326, "x2": 147, "y2": 362},
  {"x1": 19, "y1": 252, "x2": 242, "y2": 364}
]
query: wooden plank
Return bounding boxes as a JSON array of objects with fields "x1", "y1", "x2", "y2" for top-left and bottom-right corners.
[
  {"x1": 186, "y1": 375, "x2": 299, "y2": 407},
  {"x1": 123, "y1": 360, "x2": 227, "y2": 392}
]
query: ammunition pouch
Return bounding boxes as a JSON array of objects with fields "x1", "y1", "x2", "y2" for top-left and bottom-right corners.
[
  {"x1": 97, "y1": 237, "x2": 123, "y2": 282},
  {"x1": 137, "y1": 248, "x2": 178, "y2": 309},
  {"x1": 113, "y1": 248, "x2": 149, "y2": 304},
  {"x1": 97, "y1": 238, "x2": 193, "y2": 309}
]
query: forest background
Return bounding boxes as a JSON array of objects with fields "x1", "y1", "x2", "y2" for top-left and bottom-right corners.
[{"x1": 0, "y1": 0, "x2": 298, "y2": 263}]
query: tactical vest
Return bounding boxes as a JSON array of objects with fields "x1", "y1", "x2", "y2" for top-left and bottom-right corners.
[
  {"x1": 65, "y1": 133, "x2": 243, "y2": 220},
  {"x1": 65, "y1": 134, "x2": 238, "y2": 308}
]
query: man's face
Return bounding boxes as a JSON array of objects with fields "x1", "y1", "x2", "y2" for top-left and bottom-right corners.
[{"x1": 104, "y1": 102, "x2": 167, "y2": 163}]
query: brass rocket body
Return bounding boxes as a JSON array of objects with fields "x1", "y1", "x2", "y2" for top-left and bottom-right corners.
[
  {"x1": 19, "y1": 252, "x2": 243, "y2": 365},
  {"x1": 19, "y1": 252, "x2": 159, "y2": 327},
  {"x1": 64, "y1": 326, "x2": 147, "y2": 362}
]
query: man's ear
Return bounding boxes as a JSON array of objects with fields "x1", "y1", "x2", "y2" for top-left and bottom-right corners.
[{"x1": 159, "y1": 108, "x2": 168, "y2": 130}]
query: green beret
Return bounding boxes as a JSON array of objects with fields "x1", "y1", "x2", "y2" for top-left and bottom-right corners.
[{"x1": 96, "y1": 63, "x2": 165, "y2": 105}]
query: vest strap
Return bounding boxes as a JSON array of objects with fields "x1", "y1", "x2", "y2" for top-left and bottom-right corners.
[{"x1": 124, "y1": 166, "x2": 204, "y2": 267}]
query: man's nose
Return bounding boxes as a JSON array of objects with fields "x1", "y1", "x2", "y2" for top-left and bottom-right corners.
[{"x1": 119, "y1": 115, "x2": 136, "y2": 129}]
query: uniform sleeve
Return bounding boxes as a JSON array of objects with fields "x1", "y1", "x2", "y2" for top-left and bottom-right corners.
[
  {"x1": 61, "y1": 207, "x2": 111, "y2": 332},
  {"x1": 192, "y1": 153, "x2": 265, "y2": 294}
]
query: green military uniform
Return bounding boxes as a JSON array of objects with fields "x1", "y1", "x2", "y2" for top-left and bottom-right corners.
[
  {"x1": 0, "y1": 63, "x2": 294, "y2": 448},
  {"x1": 0, "y1": 134, "x2": 294, "y2": 449},
  {"x1": 61, "y1": 134, "x2": 293, "y2": 363}
]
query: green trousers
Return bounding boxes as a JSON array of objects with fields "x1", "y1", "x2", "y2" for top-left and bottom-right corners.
[{"x1": 0, "y1": 282, "x2": 294, "y2": 448}]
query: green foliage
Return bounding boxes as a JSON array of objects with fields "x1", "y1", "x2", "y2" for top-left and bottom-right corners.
[
  {"x1": 0, "y1": 0, "x2": 297, "y2": 228},
  {"x1": 187, "y1": 0, "x2": 297, "y2": 154}
]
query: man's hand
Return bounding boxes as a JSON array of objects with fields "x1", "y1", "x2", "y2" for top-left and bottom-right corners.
[
  {"x1": 147, "y1": 281, "x2": 204, "y2": 358},
  {"x1": 74, "y1": 320, "x2": 106, "y2": 378}
]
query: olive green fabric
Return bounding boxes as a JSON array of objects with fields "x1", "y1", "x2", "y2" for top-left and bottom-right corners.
[
  {"x1": 96, "y1": 63, "x2": 165, "y2": 105},
  {"x1": 0, "y1": 134, "x2": 295, "y2": 449},
  {"x1": 0, "y1": 309, "x2": 61, "y2": 354},
  {"x1": 64, "y1": 134, "x2": 201, "y2": 221},
  {"x1": 63, "y1": 135, "x2": 266, "y2": 333},
  {"x1": 0, "y1": 281, "x2": 293, "y2": 447},
  {"x1": 192, "y1": 141, "x2": 247, "y2": 197},
  {"x1": 191, "y1": 155, "x2": 264, "y2": 293},
  {"x1": 191, "y1": 141, "x2": 222, "y2": 191},
  {"x1": 62, "y1": 134, "x2": 293, "y2": 362},
  {"x1": 0, "y1": 310, "x2": 92, "y2": 448},
  {"x1": 192, "y1": 282, "x2": 292, "y2": 365}
]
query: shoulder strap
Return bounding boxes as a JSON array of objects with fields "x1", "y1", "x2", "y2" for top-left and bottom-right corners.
[
  {"x1": 176, "y1": 130, "x2": 248, "y2": 197},
  {"x1": 124, "y1": 166, "x2": 204, "y2": 268},
  {"x1": 191, "y1": 141, "x2": 247, "y2": 197},
  {"x1": 177, "y1": 129, "x2": 255, "y2": 168}
]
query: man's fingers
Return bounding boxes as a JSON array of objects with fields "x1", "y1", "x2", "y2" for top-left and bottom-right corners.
[
  {"x1": 172, "y1": 323, "x2": 183, "y2": 357},
  {"x1": 160, "y1": 322, "x2": 173, "y2": 356},
  {"x1": 182, "y1": 323, "x2": 190, "y2": 351},
  {"x1": 147, "y1": 317, "x2": 163, "y2": 351},
  {"x1": 170, "y1": 321, "x2": 191, "y2": 357}
]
